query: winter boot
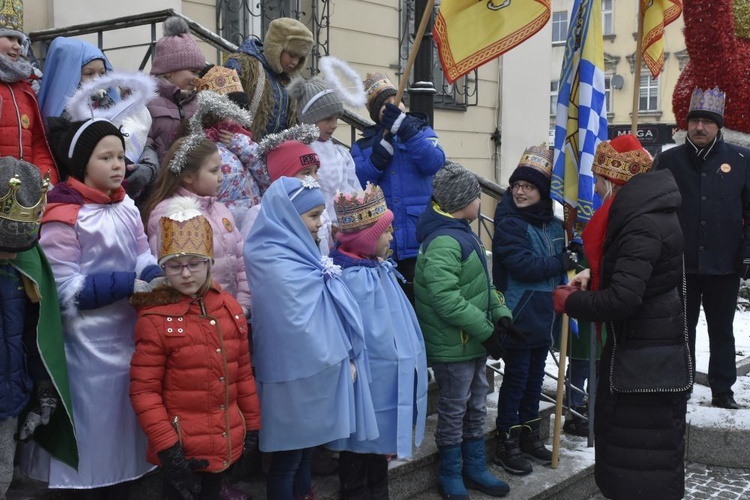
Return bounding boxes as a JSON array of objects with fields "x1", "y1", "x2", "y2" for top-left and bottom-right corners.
[
  {"x1": 563, "y1": 406, "x2": 589, "y2": 437},
  {"x1": 219, "y1": 478, "x2": 250, "y2": 500},
  {"x1": 437, "y1": 444, "x2": 469, "y2": 499},
  {"x1": 519, "y1": 418, "x2": 553, "y2": 465},
  {"x1": 461, "y1": 438, "x2": 510, "y2": 497},
  {"x1": 492, "y1": 425, "x2": 532, "y2": 475}
]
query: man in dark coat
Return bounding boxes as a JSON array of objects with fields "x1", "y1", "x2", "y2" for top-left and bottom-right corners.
[{"x1": 652, "y1": 86, "x2": 750, "y2": 409}]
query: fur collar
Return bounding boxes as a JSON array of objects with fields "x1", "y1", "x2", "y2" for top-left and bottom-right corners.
[{"x1": 129, "y1": 285, "x2": 190, "y2": 309}]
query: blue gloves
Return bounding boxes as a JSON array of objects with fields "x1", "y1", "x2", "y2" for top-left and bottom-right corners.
[
  {"x1": 370, "y1": 134, "x2": 395, "y2": 171},
  {"x1": 380, "y1": 103, "x2": 419, "y2": 141}
]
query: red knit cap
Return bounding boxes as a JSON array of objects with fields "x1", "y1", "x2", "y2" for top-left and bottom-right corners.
[
  {"x1": 336, "y1": 209, "x2": 394, "y2": 258},
  {"x1": 267, "y1": 140, "x2": 320, "y2": 181}
]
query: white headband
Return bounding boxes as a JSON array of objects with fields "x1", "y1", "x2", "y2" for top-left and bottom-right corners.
[
  {"x1": 67, "y1": 118, "x2": 110, "y2": 159},
  {"x1": 301, "y1": 89, "x2": 335, "y2": 116}
]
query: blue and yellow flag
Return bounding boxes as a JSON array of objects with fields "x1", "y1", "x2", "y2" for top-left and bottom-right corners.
[
  {"x1": 433, "y1": 0, "x2": 550, "y2": 84},
  {"x1": 551, "y1": 0, "x2": 608, "y2": 236},
  {"x1": 642, "y1": 0, "x2": 683, "y2": 78}
]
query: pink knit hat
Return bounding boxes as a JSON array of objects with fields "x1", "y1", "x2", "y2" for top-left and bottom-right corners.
[
  {"x1": 267, "y1": 140, "x2": 320, "y2": 181},
  {"x1": 334, "y1": 184, "x2": 394, "y2": 258},
  {"x1": 150, "y1": 17, "x2": 205, "y2": 76}
]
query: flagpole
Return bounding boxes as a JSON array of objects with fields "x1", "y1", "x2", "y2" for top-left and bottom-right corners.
[
  {"x1": 552, "y1": 309, "x2": 571, "y2": 468},
  {"x1": 397, "y1": 0, "x2": 436, "y2": 102},
  {"x1": 631, "y1": 3, "x2": 644, "y2": 136}
]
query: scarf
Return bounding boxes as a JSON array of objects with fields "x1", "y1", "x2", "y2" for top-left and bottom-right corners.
[
  {"x1": 581, "y1": 195, "x2": 614, "y2": 293},
  {"x1": 0, "y1": 54, "x2": 32, "y2": 83}
]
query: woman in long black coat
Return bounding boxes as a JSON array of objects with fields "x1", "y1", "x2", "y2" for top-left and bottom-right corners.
[{"x1": 554, "y1": 135, "x2": 690, "y2": 500}]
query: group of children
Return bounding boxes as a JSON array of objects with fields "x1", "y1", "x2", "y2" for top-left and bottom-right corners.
[{"x1": 0, "y1": 8, "x2": 595, "y2": 500}]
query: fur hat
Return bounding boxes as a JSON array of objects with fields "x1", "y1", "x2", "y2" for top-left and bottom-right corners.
[
  {"x1": 432, "y1": 162, "x2": 480, "y2": 214},
  {"x1": 46, "y1": 117, "x2": 126, "y2": 181},
  {"x1": 0, "y1": 157, "x2": 49, "y2": 252},
  {"x1": 592, "y1": 134, "x2": 652, "y2": 186},
  {"x1": 287, "y1": 76, "x2": 343, "y2": 125},
  {"x1": 0, "y1": 0, "x2": 26, "y2": 55},
  {"x1": 687, "y1": 86, "x2": 725, "y2": 128},
  {"x1": 263, "y1": 18, "x2": 313, "y2": 75},
  {"x1": 508, "y1": 145, "x2": 554, "y2": 199},
  {"x1": 158, "y1": 197, "x2": 213, "y2": 265},
  {"x1": 150, "y1": 17, "x2": 206, "y2": 76},
  {"x1": 334, "y1": 183, "x2": 394, "y2": 258},
  {"x1": 363, "y1": 72, "x2": 397, "y2": 123}
]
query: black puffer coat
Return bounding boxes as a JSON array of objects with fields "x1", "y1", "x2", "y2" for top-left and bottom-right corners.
[{"x1": 566, "y1": 169, "x2": 688, "y2": 500}]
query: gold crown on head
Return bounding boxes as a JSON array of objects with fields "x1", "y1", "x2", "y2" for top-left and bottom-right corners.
[
  {"x1": 0, "y1": 173, "x2": 49, "y2": 226},
  {"x1": 196, "y1": 66, "x2": 244, "y2": 95},
  {"x1": 518, "y1": 144, "x2": 553, "y2": 177},
  {"x1": 689, "y1": 87, "x2": 726, "y2": 117},
  {"x1": 593, "y1": 141, "x2": 651, "y2": 185},
  {"x1": 158, "y1": 198, "x2": 214, "y2": 265},
  {"x1": 334, "y1": 183, "x2": 388, "y2": 233},
  {"x1": 0, "y1": 0, "x2": 23, "y2": 31}
]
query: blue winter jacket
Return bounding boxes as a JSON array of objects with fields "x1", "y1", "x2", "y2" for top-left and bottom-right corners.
[
  {"x1": 492, "y1": 195, "x2": 566, "y2": 349},
  {"x1": 0, "y1": 263, "x2": 36, "y2": 418},
  {"x1": 353, "y1": 116, "x2": 445, "y2": 261}
]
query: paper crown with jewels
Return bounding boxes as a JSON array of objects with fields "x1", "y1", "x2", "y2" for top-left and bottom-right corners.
[
  {"x1": 334, "y1": 183, "x2": 389, "y2": 233},
  {"x1": 517, "y1": 144, "x2": 553, "y2": 177},
  {"x1": 158, "y1": 197, "x2": 213, "y2": 265},
  {"x1": 196, "y1": 66, "x2": 244, "y2": 95},
  {"x1": 687, "y1": 87, "x2": 726, "y2": 128},
  {"x1": 0, "y1": 0, "x2": 23, "y2": 32},
  {"x1": 0, "y1": 158, "x2": 50, "y2": 252},
  {"x1": 592, "y1": 134, "x2": 652, "y2": 186}
]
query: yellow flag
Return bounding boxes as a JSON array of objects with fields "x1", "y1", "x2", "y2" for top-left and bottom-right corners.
[
  {"x1": 642, "y1": 0, "x2": 682, "y2": 78},
  {"x1": 433, "y1": 0, "x2": 550, "y2": 84}
]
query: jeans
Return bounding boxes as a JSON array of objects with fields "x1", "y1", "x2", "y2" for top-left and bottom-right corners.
[
  {"x1": 684, "y1": 274, "x2": 739, "y2": 395},
  {"x1": 567, "y1": 358, "x2": 592, "y2": 408},
  {"x1": 496, "y1": 346, "x2": 547, "y2": 432},
  {"x1": 266, "y1": 447, "x2": 314, "y2": 500},
  {"x1": 164, "y1": 471, "x2": 223, "y2": 500},
  {"x1": 432, "y1": 357, "x2": 489, "y2": 447}
]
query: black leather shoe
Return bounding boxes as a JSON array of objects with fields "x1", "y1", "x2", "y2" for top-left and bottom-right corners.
[{"x1": 712, "y1": 394, "x2": 740, "y2": 409}]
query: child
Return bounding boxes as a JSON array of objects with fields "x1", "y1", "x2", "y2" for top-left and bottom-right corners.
[
  {"x1": 327, "y1": 183, "x2": 428, "y2": 498},
  {"x1": 148, "y1": 16, "x2": 206, "y2": 162},
  {"x1": 37, "y1": 36, "x2": 112, "y2": 123},
  {"x1": 491, "y1": 146, "x2": 575, "y2": 475},
  {"x1": 241, "y1": 124, "x2": 321, "y2": 239},
  {"x1": 353, "y1": 72, "x2": 445, "y2": 302},
  {"x1": 224, "y1": 17, "x2": 313, "y2": 141},
  {"x1": 0, "y1": 158, "x2": 76, "y2": 497},
  {"x1": 130, "y1": 198, "x2": 260, "y2": 500},
  {"x1": 414, "y1": 162, "x2": 512, "y2": 499},
  {"x1": 0, "y1": 16, "x2": 59, "y2": 184},
  {"x1": 143, "y1": 135, "x2": 251, "y2": 316},
  {"x1": 25, "y1": 117, "x2": 161, "y2": 497},
  {"x1": 244, "y1": 176, "x2": 377, "y2": 499},
  {"x1": 189, "y1": 89, "x2": 270, "y2": 234},
  {"x1": 286, "y1": 60, "x2": 365, "y2": 252}
]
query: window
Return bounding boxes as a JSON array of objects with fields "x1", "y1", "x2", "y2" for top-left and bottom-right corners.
[
  {"x1": 602, "y1": 0, "x2": 614, "y2": 36},
  {"x1": 550, "y1": 80, "x2": 559, "y2": 115},
  {"x1": 604, "y1": 76, "x2": 612, "y2": 114},
  {"x1": 639, "y1": 72, "x2": 658, "y2": 111},
  {"x1": 552, "y1": 11, "x2": 568, "y2": 44}
]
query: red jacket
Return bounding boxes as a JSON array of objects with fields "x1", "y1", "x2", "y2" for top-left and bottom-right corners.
[
  {"x1": 129, "y1": 284, "x2": 260, "y2": 472},
  {"x1": 0, "y1": 80, "x2": 59, "y2": 185}
]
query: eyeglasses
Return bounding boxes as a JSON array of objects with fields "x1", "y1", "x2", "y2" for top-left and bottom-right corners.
[
  {"x1": 511, "y1": 182, "x2": 537, "y2": 193},
  {"x1": 161, "y1": 259, "x2": 209, "y2": 276}
]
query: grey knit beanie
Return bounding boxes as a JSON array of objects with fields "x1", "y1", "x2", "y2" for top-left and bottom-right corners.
[
  {"x1": 432, "y1": 162, "x2": 480, "y2": 214},
  {"x1": 286, "y1": 76, "x2": 343, "y2": 125}
]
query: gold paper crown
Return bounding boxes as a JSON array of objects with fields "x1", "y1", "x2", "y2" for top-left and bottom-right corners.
[
  {"x1": 688, "y1": 87, "x2": 726, "y2": 117},
  {"x1": 592, "y1": 141, "x2": 652, "y2": 185},
  {"x1": 518, "y1": 144, "x2": 553, "y2": 178},
  {"x1": 0, "y1": 174, "x2": 49, "y2": 226},
  {"x1": 334, "y1": 183, "x2": 388, "y2": 233},
  {"x1": 0, "y1": 0, "x2": 23, "y2": 31},
  {"x1": 196, "y1": 66, "x2": 244, "y2": 95},
  {"x1": 363, "y1": 73, "x2": 395, "y2": 103},
  {"x1": 158, "y1": 198, "x2": 213, "y2": 264}
]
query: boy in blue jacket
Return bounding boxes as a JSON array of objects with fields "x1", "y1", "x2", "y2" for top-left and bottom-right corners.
[
  {"x1": 491, "y1": 146, "x2": 577, "y2": 475},
  {"x1": 353, "y1": 73, "x2": 445, "y2": 302}
]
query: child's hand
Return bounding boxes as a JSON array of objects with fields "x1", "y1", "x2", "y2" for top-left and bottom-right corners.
[
  {"x1": 218, "y1": 129, "x2": 234, "y2": 147},
  {"x1": 349, "y1": 360, "x2": 357, "y2": 383},
  {"x1": 17, "y1": 380, "x2": 58, "y2": 441},
  {"x1": 133, "y1": 279, "x2": 153, "y2": 294},
  {"x1": 381, "y1": 103, "x2": 419, "y2": 141}
]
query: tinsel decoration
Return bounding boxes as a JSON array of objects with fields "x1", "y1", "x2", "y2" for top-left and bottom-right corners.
[
  {"x1": 168, "y1": 133, "x2": 207, "y2": 174},
  {"x1": 189, "y1": 90, "x2": 254, "y2": 133},
  {"x1": 256, "y1": 123, "x2": 320, "y2": 166},
  {"x1": 673, "y1": 1, "x2": 750, "y2": 135}
]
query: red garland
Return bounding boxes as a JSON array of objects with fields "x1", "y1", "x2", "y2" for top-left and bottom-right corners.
[{"x1": 673, "y1": 1, "x2": 750, "y2": 133}]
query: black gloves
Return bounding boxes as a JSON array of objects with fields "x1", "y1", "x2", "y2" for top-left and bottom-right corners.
[
  {"x1": 157, "y1": 443, "x2": 209, "y2": 500},
  {"x1": 481, "y1": 331, "x2": 505, "y2": 360},
  {"x1": 237, "y1": 430, "x2": 261, "y2": 477},
  {"x1": 495, "y1": 317, "x2": 526, "y2": 342},
  {"x1": 18, "y1": 379, "x2": 59, "y2": 441},
  {"x1": 558, "y1": 249, "x2": 579, "y2": 271},
  {"x1": 370, "y1": 135, "x2": 394, "y2": 170},
  {"x1": 380, "y1": 103, "x2": 419, "y2": 141},
  {"x1": 244, "y1": 430, "x2": 259, "y2": 454}
]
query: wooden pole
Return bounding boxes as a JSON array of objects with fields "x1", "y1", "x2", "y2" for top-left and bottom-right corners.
[
  {"x1": 552, "y1": 310, "x2": 570, "y2": 468},
  {"x1": 396, "y1": 0, "x2": 436, "y2": 102},
  {"x1": 631, "y1": 4, "x2": 644, "y2": 136}
]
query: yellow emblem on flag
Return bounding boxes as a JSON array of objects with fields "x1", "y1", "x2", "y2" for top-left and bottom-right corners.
[
  {"x1": 642, "y1": 0, "x2": 683, "y2": 78},
  {"x1": 434, "y1": 0, "x2": 551, "y2": 84}
]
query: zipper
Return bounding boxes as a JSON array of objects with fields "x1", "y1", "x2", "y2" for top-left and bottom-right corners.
[
  {"x1": 172, "y1": 415, "x2": 183, "y2": 446},
  {"x1": 206, "y1": 302, "x2": 233, "y2": 467},
  {"x1": 6, "y1": 83, "x2": 23, "y2": 159}
]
